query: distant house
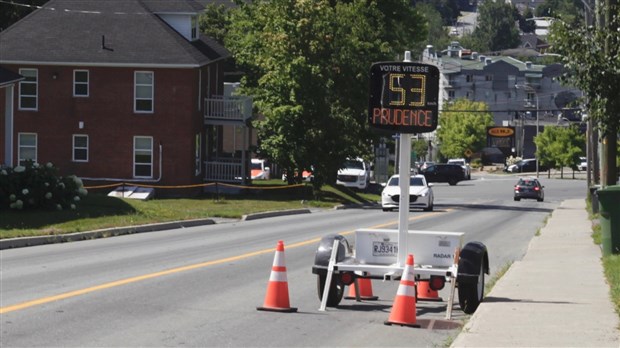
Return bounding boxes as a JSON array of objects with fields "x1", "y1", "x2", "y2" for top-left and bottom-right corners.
[
  {"x1": 0, "y1": 0, "x2": 253, "y2": 195},
  {"x1": 519, "y1": 33, "x2": 550, "y2": 53},
  {"x1": 422, "y1": 42, "x2": 582, "y2": 159}
]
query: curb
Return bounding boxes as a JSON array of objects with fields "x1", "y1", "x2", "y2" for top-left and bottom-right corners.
[
  {"x1": 1, "y1": 209, "x2": 316, "y2": 250},
  {"x1": 334, "y1": 203, "x2": 381, "y2": 210},
  {"x1": 0, "y1": 218, "x2": 216, "y2": 250},
  {"x1": 242, "y1": 208, "x2": 311, "y2": 221}
]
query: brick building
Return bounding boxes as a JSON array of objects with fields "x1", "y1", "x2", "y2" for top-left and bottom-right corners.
[{"x1": 0, "y1": 0, "x2": 253, "y2": 195}]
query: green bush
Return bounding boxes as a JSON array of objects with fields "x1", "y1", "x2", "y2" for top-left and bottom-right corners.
[
  {"x1": 0, "y1": 161, "x2": 87, "y2": 211},
  {"x1": 471, "y1": 158, "x2": 482, "y2": 169}
]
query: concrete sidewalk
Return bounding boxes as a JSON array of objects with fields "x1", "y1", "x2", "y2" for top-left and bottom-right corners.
[{"x1": 451, "y1": 199, "x2": 620, "y2": 347}]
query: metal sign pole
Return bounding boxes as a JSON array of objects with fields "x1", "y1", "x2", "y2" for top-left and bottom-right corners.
[
  {"x1": 397, "y1": 133, "x2": 411, "y2": 267},
  {"x1": 397, "y1": 51, "x2": 413, "y2": 267}
]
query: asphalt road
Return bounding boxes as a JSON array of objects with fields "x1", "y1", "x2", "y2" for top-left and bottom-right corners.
[{"x1": 0, "y1": 173, "x2": 585, "y2": 347}]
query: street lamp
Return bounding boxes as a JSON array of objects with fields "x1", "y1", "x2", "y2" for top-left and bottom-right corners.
[{"x1": 515, "y1": 84, "x2": 539, "y2": 178}]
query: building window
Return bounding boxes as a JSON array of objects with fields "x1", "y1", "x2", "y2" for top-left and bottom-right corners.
[
  {"x1": 448, "y1": 75, "x2": 456, "y2": 85},
  {"x1": 73, "y1": 135, "x2": 89, "y2": 162},
  {"x1": 508, "y1": 75, "x2": 516, "y2": 87},
  {"x1": 134, "y1": 136, "x2": 153, "y2": 178},
  {"x1": 18, "y1": 69, "x2": 38, "y2": 110},
  {"x1": 485, "y1": 74, "x2": 493, "y2": 82},
  {"x1": 18, "y1": 133, "x2": 37, "y2": 165},
  {"x1": 191, "y1": 15, "x2": 198, "y2": 40},
  {"x1": 134, "y1": 71, "x2": 154, "y2": 113},
  {"x1": 448, "y1": 90, "x2": 455, "y2": 99},
  {"x1": 527, "y1": 92, "x2": 536, "y2": 104},
  {"x1": 73, "y1": 70, "x2": 89, "y2": 97},
  {"x1": 466, "y1": 74, "x2": 473, "y2": 83}
]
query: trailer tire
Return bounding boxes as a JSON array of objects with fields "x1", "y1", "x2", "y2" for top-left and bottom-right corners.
[
  {"x1": 317, "y1": 274, "x2": 344, "y2": 307},
  {"x1": 458, "y1": 259, "x2": 485, "y2": 314}
]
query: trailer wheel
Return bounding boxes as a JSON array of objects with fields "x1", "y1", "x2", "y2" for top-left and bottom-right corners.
[
  {"x1": 317, "y1": 274, "x2": 344, "y2": 307},
  {"x1": 458, "y1": 261, "x2": 485, "y2": 314}
]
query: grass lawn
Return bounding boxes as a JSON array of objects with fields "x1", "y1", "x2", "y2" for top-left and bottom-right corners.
[
  {"x1": 591, "y1": 220, "x2": 620, "y2": 321},
  {"x1": 0, "y1": 181, "x2": 381, "y2": 239}
]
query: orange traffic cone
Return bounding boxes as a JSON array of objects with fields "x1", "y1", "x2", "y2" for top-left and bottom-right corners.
[
  {"x1": 417, "y1": 279, "x2": 443, "y2": 302},
  {"x1": 385, "y1": 254, "x2": 420, "y2": 327},
  {"x1": 345, "y1": 278, "x2": 379, "y2": 300},
  {"x1": 257, "y1": 240, "x2": 297, "y2": 313}
]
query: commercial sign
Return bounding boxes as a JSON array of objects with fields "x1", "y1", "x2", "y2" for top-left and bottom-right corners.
[
  {"x1": 368, "y1": 62, "x2": 440, "y2": 134},
  {"x1": 487, "y1": 126, "x2": 515, "y2": 151},
  {"x1": 488, "y1": 127, "x2": 515, "y2": 137}
]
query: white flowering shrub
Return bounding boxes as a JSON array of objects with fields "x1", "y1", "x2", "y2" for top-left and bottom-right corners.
[
  {"x1": 505, "y1": 156, "x2": 522, "y2": 166},
  {"x1": 0, "y1": 160, "x2": 88, "y2": 210}
]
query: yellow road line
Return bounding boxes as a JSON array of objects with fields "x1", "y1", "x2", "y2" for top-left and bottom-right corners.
[{"x1": 0, "y1": 211, "x2": 442, "y2": 314}]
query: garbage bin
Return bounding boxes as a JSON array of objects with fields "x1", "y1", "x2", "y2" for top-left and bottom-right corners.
[
  {"x1": 597, "y1": 185, "x2": 620, "y2": 256},
  {"x1": 589, "y1": 185, "x2": 601, "y2": 214}
]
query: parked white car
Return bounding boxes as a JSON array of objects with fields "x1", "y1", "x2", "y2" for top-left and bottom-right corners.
[
  {"x1": 336, "y1": 158, "x2": 371, "y2": 190},
  {"x1": 447, "y1": 158, "x2": 471, "y2": 180},
  {"x1": 381, "y1": 174, "x2": 434, "y2": 212},
  {"x1": 251, "y1": 159, "x2": 270, "y2": 180},
  {"x1": 578, "y1": 156, "x2": 587, "y2": 171}
]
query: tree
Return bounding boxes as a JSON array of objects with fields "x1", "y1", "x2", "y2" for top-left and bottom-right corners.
[
  {"x1": 412, "y1": 0, "x2": 460, "y2": 26},
  {"x1": 413, "y1": 2, "x2": 451, "y2": 54},
  {"x1": 548, "y1": 3, "x2": 619, "y2": 186},
  {"x1": 518, "y1": 7, "x2": 537, "y2": 33},
  {"x1": 534, "y1": 125, "x2": 585, "y2": 179},
  {"x1": 199, "y1": 3, "x2": 231, "y2": 45},
  {"x1": 437, "y1": 99, "x2": 495, "y2": 159},
  {"x1": 0, "y1": 0, "x2": 49, "y2": 31},
  {"x1": 535, "y1": 0, "x2": 584, "y2": 26},
  {"x1": 471, "y1": 1, "x2": 520, "y2": 52},
  {"x1": 412, "y1": 139, "x2": 429, "y2": 161},
  {"x1": 224, "y1": 0, "x2": 427, "y2": 192}
]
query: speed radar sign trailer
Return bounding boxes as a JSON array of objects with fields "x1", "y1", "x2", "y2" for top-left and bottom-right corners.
[{"x1": 311, "y1": 52, "x2": 489, "y2": 320}]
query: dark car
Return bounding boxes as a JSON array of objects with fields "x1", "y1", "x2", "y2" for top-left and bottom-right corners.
[
  {"x1": 506, "y1": 159, "x2": 549, "y2": 173},
  {"x1": 514, "y1": 177, "x2": 544, "y2": 201},
  {"x1": 419, "y1": 164, "x2": 465, "y2": 186}
]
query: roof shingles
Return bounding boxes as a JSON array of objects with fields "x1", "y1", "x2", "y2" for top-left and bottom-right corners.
[{"x1": 0, "y1": 0, "x2": 229, "y2": 67}]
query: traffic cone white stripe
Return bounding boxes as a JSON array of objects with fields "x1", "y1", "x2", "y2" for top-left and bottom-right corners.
[
  {"x1": 269, "y1": 270, "x2": 288, "y2": 282},
  {"x1": 397, "y1": 280, "x2": 416, "y2": 297},
  {"x1": 273, "y1": 250, "x2": 285, "y2": 267}
]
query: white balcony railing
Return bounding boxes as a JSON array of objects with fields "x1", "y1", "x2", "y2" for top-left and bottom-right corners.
[
  {"x1": 204, "y1": 95, "x2": 252, "y2": 123},
  {"x1": 204, "y1": 158, "x2": 244, "y2": 183}
]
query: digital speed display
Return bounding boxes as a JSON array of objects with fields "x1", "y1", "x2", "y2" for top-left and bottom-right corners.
[{"x1": 368, "y1": 62, "x2": 440, "y2": 134}]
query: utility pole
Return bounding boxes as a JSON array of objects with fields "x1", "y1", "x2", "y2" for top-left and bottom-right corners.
[{"x1": 602, "y1": 0, "x2": 619, "y2": 187}]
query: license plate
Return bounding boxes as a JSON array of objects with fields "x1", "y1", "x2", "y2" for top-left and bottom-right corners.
[{"x1": 372, "y1": 241, "x2": 398, "y2": 256}]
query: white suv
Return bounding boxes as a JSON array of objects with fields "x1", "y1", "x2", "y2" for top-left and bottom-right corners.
[
  {"x1": 336, "y1": 158, "x2": 371, "y2": 190},
  {"x1": 447, "y1": 158, "x2": 471, "y2": 180}
]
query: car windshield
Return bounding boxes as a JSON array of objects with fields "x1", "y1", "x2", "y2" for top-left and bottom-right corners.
[
  {"x1": 450, "y1": 160, "x2": 464, "y2": 165},
  {"x1": 518, "y1": 179, "x2": 537, "y2": 187},
  {"x1": 251, "y1": 162, "x2": 262, "y2": 170},
  {"x1": 342, "y1": 160, "x2": 364, "y2": 170},
  {"x1": 387, "y1": 177, "x2": 424, "y2": 186}
]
